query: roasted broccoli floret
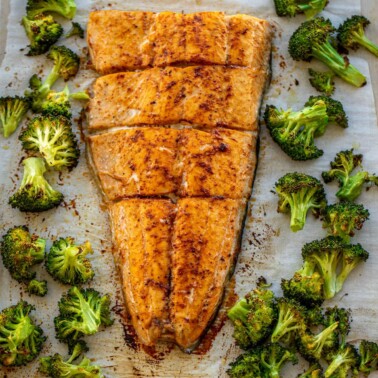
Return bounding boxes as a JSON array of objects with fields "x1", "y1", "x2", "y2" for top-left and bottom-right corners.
[
  {"x1": 274, "y1": 0, "x2": 328, "y2": 19},
  {"x1": 39, "y1": 340, "x2": 104, "y2": 377},
  {"x1": 289, "y1": 17, "x2": 367, "y2": 87},
  {"x1": 358, "y1": 340, "x2": 378, "y2": 375},
  {"x1": 9, "y1": 157, "x2": 64, "y2": 212},
  {"x1": 0, "y1": 301, "x2": 46, "y2": 366},
  {"x1": 275, "y1": 173, "x2": 327, "y2": 232},
  {"x1": 308, "y1": 68, "x2": 335, "y2": 96},
  {"x1": 324, "y1": 343, "x2": 360, "y2": 378},
  {"x1": 25, "y1": 46, "x2": 80, "y2": 112},
  {"x1": 22, "y1": 14, "x2": 63, "y2": 56},
  {"x1": 264, "y1": 100, "x2": 328, "y2": 160},
  {"x1": 338, "y1": 15, "x2": 378, "y2": 57},
  {"x1": 27, "y1": 279, "x2": 48, "y2": 297},
  {"x1": 0, "y1": 96, "x2": 30, "y2": 138},
  {"x1": 322, "y1": 202, "x2": 370, "y2": 242},
  {"x1": 305, "y1": 96, "x2": 348, "y2": 128},
  {"x1": 19, "y1": 115, "x2": 80, "y2": 171},
  {"x1": 46, "y1": 237, "x2": 94, "y2": 285},
  {"x1": 302, "y1": 237, "x2": 369, "y2": 299},
  {"x1": 227, "y1": 348, "x2": 264, "y2": 377},
  {"x1": 65, "y1": 22, "x2": 84, "y2": 39},
  {"x1": 1, "y1": 225, "x2": 46, "y2": 282},
  {"x1": 54, "y1": 286, "x2": 113, "y2": 344},
  {"x1": 322, "y1": 149, "x2": 378, "y2": 202},
  {"x1": 297, "y1": 363, "x2": 323, "y2": 378},
  {"x1": 227, "y1": 279, "x2": 277, "y2": 349},
  {"x1": 26, "y1": 0, "x2": 77, "y2": 20}
]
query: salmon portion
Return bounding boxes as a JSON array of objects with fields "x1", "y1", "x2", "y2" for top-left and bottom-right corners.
[
  {"x1": 170, "y1": 198, "x2": 245, "y2": 350},
  {"x1": 87, "y1": 11, "x2": 272, "y2": 74},
  {"x1": 109, "y1": 199, "x2": 175, "y2": 346},
  {"x1": 88, "y1": 66, "x2": 266, "y2": 132}
]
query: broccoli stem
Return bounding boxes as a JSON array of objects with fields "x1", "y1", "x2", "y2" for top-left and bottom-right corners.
[
  {"x1": 271, "y1": 311, "x2": 300, "y2": 343},
  {"x1": 312, "y1": 41, "x2": 366, "y2": 87},
  {"x1": 311, "y1": 252, "x2": 339, "y2": 299},
  {"x1": 227, "y1": 299, "x2": 249, "y2": 324},
  {"x1": 1, "y1": 100, "x2": 26, "y2": 138},
  {"x1": 336, "y1": 171, "x2": 367, "y2": 201},
  {"x1": 74, "y1": 287, "x2": 101, "y2": 334},
  {"x1": 351, "y1": 32, "x2": 378, "y2": 57},
  {"x1": 297, "y1": 0, "x2": 326, "y2": 19}
]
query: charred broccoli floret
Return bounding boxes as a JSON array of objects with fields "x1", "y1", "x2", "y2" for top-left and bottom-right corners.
[
  {"x1": 9, "y1": 157, "x2": 64, "y2": 212},
  {"x1": 26, "y1": 0, "x2": 77, "y2": 20},
  {"x1": 65, "y1": 22, "x2": 84, "y2": 39},
  {"x1": 322, "y1": 202, "x2": 370, "y2": 242},
  {"x1": 19, "y1": 115, "x2": 80, "y2": 171},
  {"x1": 27, "y1": 279, "x2": 48, "y2": 297},
  {"x1": 227, "y1": 349, "x2": 264, "y2": 377},
  {"x1": 46, "y1": 237, "x2": 94, "y2": 285},
  {"x1": 358, "y1": 340, "x2": 378, "y2": 375},
  {"x1": 305, "y1": 96, "x2": 348, "y2": 128},
  {"x1": 338, "y1": 15, "x2": 378, "y2": 57},
  {"x1": 289, "y1": 17, "x2": 366, "y2": 87},
  {"x1": 274, "y1": 0, "x2": 328, "y2": 19},
  {"x1": 324, "y1": 343, "x2": 359, "y2": 378},
  {"x1": 264, "y1": 100, "x2": 328, "y2": 160},
  {"x1": 39, "y1": 340, "x2": 104, "y2": 377},
  {"x1": 0, "y1": 301, "x2": 46, "y2": 366},
  {"x1": 54, "y1": 286, "x2": 113, "y2": 344},
  {"x1": 227, "y1": 279, "x2": 277, "y2": 349},
  {"x1": 297, "y1": 363, "x2": 323, "y2": 377},
  {"x1": 1, "y1": 225, "x2": 46, "y2": 283},
  {"x1": 308, "y1": 68, "x2": 335, "y2": 96},
  {"x1": 0, "y1": 96, "x2": 30, "y2": 138},
  {"x1": 22, "y1": 14, "x2": 63, "y2": 56},
  {"x1": 322, "y1": 149, "x2": 378, "y2": 202},
  {"x1": 275, "y1": 173, "x2": 327, "y2": 232}
]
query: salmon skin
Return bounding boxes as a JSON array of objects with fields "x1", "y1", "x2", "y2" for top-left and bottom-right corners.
[{"x1": 87, "y1": 11, "x2": 272, "y2": 74}]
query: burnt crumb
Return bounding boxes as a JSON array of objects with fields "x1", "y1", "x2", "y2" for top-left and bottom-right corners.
[{"x1": 295, "y1": 79, "x2": 299, "y2": 86}]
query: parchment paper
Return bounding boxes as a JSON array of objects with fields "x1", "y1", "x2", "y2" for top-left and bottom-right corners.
[{"x1": 1, "y1": 0, "x2": 378, "y2": 377}]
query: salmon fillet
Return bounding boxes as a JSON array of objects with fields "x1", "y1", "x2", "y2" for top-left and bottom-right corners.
[{"x1": 87, "y1": 11, "x2": 271, "y2": 74}]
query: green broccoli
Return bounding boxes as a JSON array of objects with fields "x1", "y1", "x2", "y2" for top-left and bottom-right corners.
[
  {"x1": 19, "y1": 115, "x2": 80, "y2": 171},
  {"x1": 27, "y1": 279, "x2": 48, "y2": 297},
  {"x1": 65, "y1": 22, "x2": 84, "y2": 39},
  {"x1": 26, "y1": 0, "x2": 77, "y2": 20},
  {"x1": 9, "y1": 157, "x2": 64, "y2": 212},
  {"x1": 322, "y1": 149, "x2": 378, "y2": 202},
  {"x1": 39, "y1": 340, "x2": 104, "y2": 377},
  {"x1": 297, "y1": 363, "x2": 323, "y2": 378},
  {"x1": 0, "y1": 96, "x2": 30, "y2": 138},
  {"x1": 289, "y1": 17, "x2": 366, "y2": 87},
  {"x1": 322, "y1": 202, "x2": 370, "y2": 242},
  {"x1": 338, "y1": 15, "x2": 378, "y2": 57},
  {"x1": 264, "y1": 100, "x2": 329, "y2": 160},
  {"x1": 1, "y1": 225, "x2": 46, "y2": 283},
  {"x1": 358, "y1": 340, "x2": 378, "y2": 375},
  {"x1": 275, "y1": 172, "x2": 327, "y2": 232},
  {"x1": 308, "y1": 68, "x2": 335, "y2": 96},
  {"x1": 54, "y1": 286, "x2": 113, "y2": 344},
  {"x1": 46, "y1": 237, "x2": 94, "y2": 285},
  {"x1": 274, "y1": 0, "x2": 328, "y2": 19},
  {"x1": 227, "y1": 348, "x2": 264, "y2": 377},
  {"x1": 227, "y1": 279, "x2": 277, "y2": 349},
  {"x1": 324, "y1": 343, "x2": 360, "y2": 377},
  {"x1": 305, "y1": 96, "x2": 348, "y2": 128},
  {"x1": 324, "y1": 306, "x2": 351, "y2": 349},
  {"x1": 0, "y1": 301, "x2": 46, "y2": 366},
  {"x1": 22, "y1": 14, "x2": 63, "y2": 56}
]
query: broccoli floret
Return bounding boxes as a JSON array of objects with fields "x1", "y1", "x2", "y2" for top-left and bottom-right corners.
[
  {"x1": 65, "y1": 22, "x2": 84, "y2": 39},
  {"x1": 46, "y1": 237, "x2": 94, "y2": 285},
  {"x1": 308, "y1": 68, "x2": 335, "y2": 96},
  {"x1": 322, "y1": 149, "x2": 378, "y2": 202},
  {"x1": 19, "y1": 115, "x2": 80, "y2": 171},
  {"x1": 297, "y1": 363, "x2": 323, "y2": 377},
  {"x1": 25, "y1": 46, "x2": 80, "y2": 112},
  {"x1": 0, "y1": 301, "x2": 46, "y2": 366},
  {"x1": 264, "y1": 100, "x2": 328, "y2": 160},
  {"x1": 22, "y1": 14, "x2": 63, "y2": 56},
  {"x1": 27, "y1": 279, "x2": 48, "y2": 297},
  {"x1": 338, "y1": 15, "x2": 378, "y2": 57},
  {"x1": 54, "y1": 286, "x2": 113, "y2": 344},
  {"x1": 26, "y1": 0, "x2": 77, "y2": 20},
  {"x1": 358, "y1": 340, "x2": 378, "y2": 375},
  {"x1": 281, "y1": 260, "x2": 325, "y2": 307},
  {"x1": 305, "y1": 95, "x2": 348, "y2": 128},
  {"x1": 260, "y1": 343, "x2": 298, "y2": 377},
  {"x1": 39, "y1": 340, "x2": 104, "y2": 377},
  {"x1": 9, "y1": 157, "x2": 64, "y2": 212},
  {"x1": 322, "y1": 202, "x2": 370, "y2": 242},
  {"x1": 289, "y1": 17, "x2": 366, "y2": 87},
  {"x1": 1, "y1": 225, "x2": 46, "y2": 282},
  {"x1": 0, "y1": 96, "x2": 30, "y2": 138},
  {"x1": 302, "y1": 237, "x2": 368, "y2": 300},
  {"x1": 275, "y1": 173, "x2": 327, "y2": 232},
  {"x1": 324, "y1": 307, "x2": 351, "y2": 353},
  {"x1": 227, "y1": 279, "x2": 277, "y2": 349},
  {"x1": 227, "y1": 349, "x2": 264, "y2": 377},
  {"x1": 324, "y1": 343, "x2": 360, "y2": 378},
  {"x1": 274, "y1": 0, "x2": 328, "y2": 19}
]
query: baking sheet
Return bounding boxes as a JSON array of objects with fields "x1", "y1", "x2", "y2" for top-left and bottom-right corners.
[{"x1": 1, "y1": 0, "x2": 378, "y2": 377}]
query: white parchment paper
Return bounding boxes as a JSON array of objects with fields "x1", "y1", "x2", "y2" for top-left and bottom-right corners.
[{"x1": 1, "y1": 0, "x2": 378, "y2": 377}]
